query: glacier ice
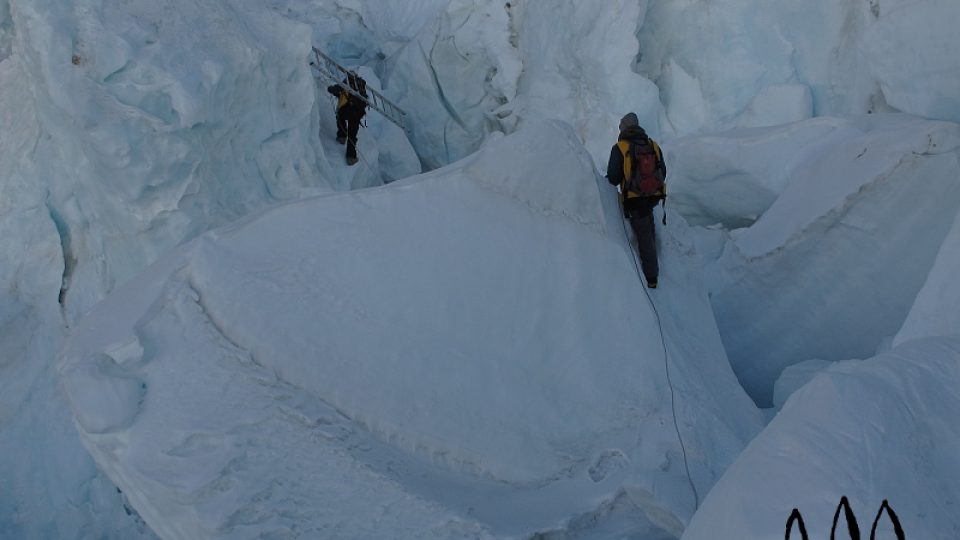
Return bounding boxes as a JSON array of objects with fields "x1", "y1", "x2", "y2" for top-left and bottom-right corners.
[
  {"x1": 895, "y1": 207, "x2": 960, "y2": 346},
  {"x1": 0, "y1": 0, "x2": 959, "y2": 536},
  {"x1": 682, "y1": 337, "x2": 960, "y2": 540},
  {"x1": 679, "y1": 115, "x2": 960, "y2": 405},
  {"x1": 61, "y1": 121, "x2": 761, "y2": 538}
]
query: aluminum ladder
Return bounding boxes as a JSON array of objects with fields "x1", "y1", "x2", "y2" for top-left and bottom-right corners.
[{"x1": 310, "y1": 47, "x2": 410, "y2": 133}]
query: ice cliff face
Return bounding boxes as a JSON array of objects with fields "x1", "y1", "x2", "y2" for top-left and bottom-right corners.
[
  {"x1": 387, "y1": 0, "x2": 960, "y2": 167},
  {"x1": 1, "y1": 0, "x2": 338, "y2": 536},
  {"x1": 5, "y1": 0, "x2": 330, "y2": 320}
]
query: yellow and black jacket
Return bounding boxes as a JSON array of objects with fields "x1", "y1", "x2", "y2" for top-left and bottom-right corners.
[
  {"x1": 606, "y1": 125, "x2": 666, "y2": 215},
  {"x1": 326, "y1": 75, "x2": 367, "y2": 117}
]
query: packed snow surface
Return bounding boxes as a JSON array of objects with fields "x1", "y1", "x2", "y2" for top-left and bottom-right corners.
[
  {"x1": 62, "y1": 121, "x2": 761, "y2": 539},
  {"x1": 895, "y1": 208, "x2": 960, "y2": 347}
]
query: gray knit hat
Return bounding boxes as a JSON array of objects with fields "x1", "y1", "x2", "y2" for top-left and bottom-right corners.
[{"x1": 619, "y1": 112, "x2": 639, "y2": 131}]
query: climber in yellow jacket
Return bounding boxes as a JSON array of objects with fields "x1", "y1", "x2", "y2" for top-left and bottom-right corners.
[{"x1": 327, "y1": 73, "x2": 368, "y2": 166}]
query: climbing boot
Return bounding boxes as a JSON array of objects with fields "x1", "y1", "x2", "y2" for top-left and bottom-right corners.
[{"x1": 346, "y1": 155, "x2": 358, "y2": 166}]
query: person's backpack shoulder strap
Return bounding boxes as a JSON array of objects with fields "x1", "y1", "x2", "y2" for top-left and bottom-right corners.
[
  {"x1": 649, "y1": 138, "x2": 666, "y2": 177},
  {"x1": 616, "y1": 140, "x2": 631, "y2": 189},
  {"x1": 649, "y1": 138, "x2": 662, "y2": 160},
  {"x1": 648, "y1": 138, "x2": 663, "y2": 169},
  {"x1": 645, "y1": 137, "x2": 667, "y2": 222}
]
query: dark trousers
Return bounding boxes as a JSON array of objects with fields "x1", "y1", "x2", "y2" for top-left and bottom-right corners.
[
  {"x1": 336, "y1": 107, "x2": 363, "y2": 160},
  {"x1": 629, "y1": 210, "x2": 659, "y2": 282}
]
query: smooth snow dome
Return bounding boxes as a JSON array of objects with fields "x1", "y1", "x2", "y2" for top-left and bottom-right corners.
[{"x1": 62, "y1": 122, "x2": 760, "y2": 539}]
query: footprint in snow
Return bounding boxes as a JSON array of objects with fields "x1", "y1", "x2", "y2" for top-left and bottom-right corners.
[{"x1": 588, "y1": 449, "x2": 628, "y2": 483}]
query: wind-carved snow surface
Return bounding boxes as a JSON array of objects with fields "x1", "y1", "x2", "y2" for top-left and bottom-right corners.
[
  {"x1": 639, "y1": 0, "x2": 960, "y2": 130},
  {"x1": 382, "y1": 0, "x2": 664, "y2": 170},
  {"x1": 62, "y1": 121, "x2": 762, "y2": 539},
  {"x1": 3, "y1": 0, "x2": 960, "y2": 536},
  {"x1": 0, "y1": 47, "x2": 155, "y2": 540},
  {"x1": 10, "y1": 0, "x2": 315, "y2": 319},
  {"x1": 669, "y1": 115, "x2": 960, "y2": 538},
  {"x1": 682, "y1": 336, "x2": 960, "y2": 540},
  {"x1": 381, "y1": 0, "x2": 960, "y2": 171},
  {"x1": 895, "y1": 208, "x2": 960, "y2": 347},
  {"x1": 670, "y1": 115, "x2": 960, "y2": 405},
  {"x1": 4, "y1": 0, "x2": 417, "y2": 325},
  {"x1": 0, "y1": 0, "x2": 415, "y2": 536},
  {"x1": 383, "y1": 0, "x2": 521, "y2": 169}
]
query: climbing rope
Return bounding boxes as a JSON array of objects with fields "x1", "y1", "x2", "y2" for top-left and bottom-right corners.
[
  {"x1": 353, "y1": 144, "x2": 381, "y2": 180},
  {"x1": 619, "y1": 208, "x2": 701, "y2": 511}
]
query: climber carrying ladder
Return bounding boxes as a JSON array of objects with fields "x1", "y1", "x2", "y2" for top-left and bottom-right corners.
[
  {"x1": 327, "y1": 73, "x2": 368, "y2": 166},
  {"x1": 309, "y1": 47, "x2": 410, "y2": 165}
]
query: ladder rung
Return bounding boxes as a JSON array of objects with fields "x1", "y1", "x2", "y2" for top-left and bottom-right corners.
[{"x1": 310, "y1": 47, "x2": 410, "y2": 133}]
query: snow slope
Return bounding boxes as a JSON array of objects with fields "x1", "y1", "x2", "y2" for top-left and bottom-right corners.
[
  {"x1": 682, "y1": 336, "x2": 960, "y2": 540},
  {"x1": 895, "y1": 208, "x2": 960, "y2": 346},
  {"x1": 61, "y1": 121, "x2": 761, "y2": 539},
  {"x1": 671, "y1": 115, "x2": 960, "y2": 405},
  {"x1": 670, "y1": 115, "x2": 960, "y2": 539}
]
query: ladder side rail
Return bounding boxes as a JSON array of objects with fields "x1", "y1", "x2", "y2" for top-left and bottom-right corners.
[
  {"x1": 313, "y1": 47, "x2": 408, "y2": 119},
  {"x1": 370, "y1": 92, "x2": 407, "y2": 131},
  {"x1": 311, "y1": 47, "x2": 410, "y2": 132},
  {"x1": 367, "y1": 88, "x2": 406, "y2": 122},
  {"x1": 318, "y1": 71, "x2": 406, "y2": 131}
]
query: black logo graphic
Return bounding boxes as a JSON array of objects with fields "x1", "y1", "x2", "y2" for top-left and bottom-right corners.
[{"x1": 785, "y1": 496, "x2": 905, "y2": 539}]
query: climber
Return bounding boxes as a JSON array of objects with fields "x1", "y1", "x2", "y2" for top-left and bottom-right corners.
[
  {"x1": 606, "y1": 112, "x2": 667, "y2": 289},
  {"x1": 327, "y1": 72, "x2": 368, "y2": 166}
]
